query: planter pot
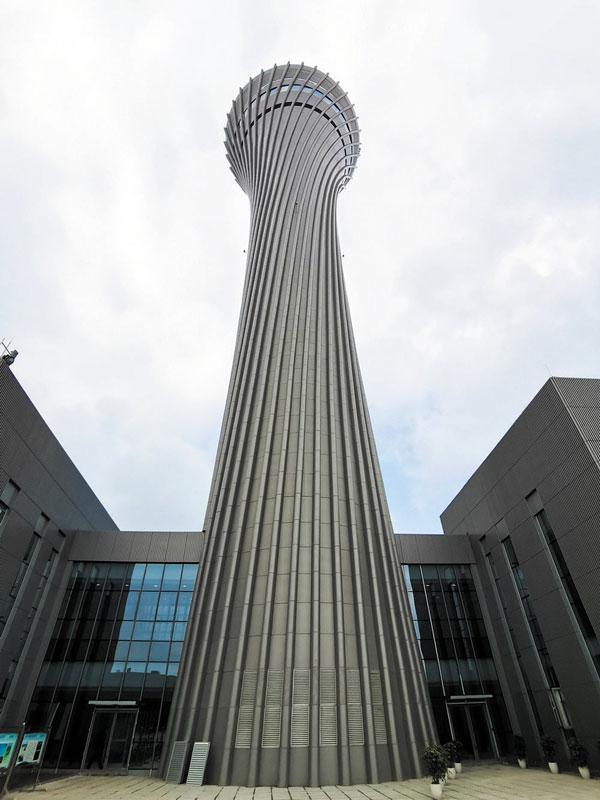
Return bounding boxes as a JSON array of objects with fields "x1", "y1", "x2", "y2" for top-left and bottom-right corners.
[
  {"x1": 548, "y1": 762, "x2": 559, "y2": 774},
  {"x1": 447, "y1": 767, "x2": 456, "y2": 779},
  {"x1": 578, "y1": 766, "x2": 590, "y2": 779},
  {"x1": 455, "y1": 762, "x2": 462, "y2": 774},
  {"x1": 430, "y1": 783, "x2": 443, "y2": 799},
  {"x1": 517, "y1": 758, "x2": 526, "y2": 769}
]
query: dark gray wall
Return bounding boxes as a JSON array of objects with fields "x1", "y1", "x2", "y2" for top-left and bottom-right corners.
[
  {"x1": 441, "y1": 377, "x2": 600, "y2": 768},
  {"x1": 69, "y1": 529, "x2": 204, "y2": 563},
  {"x1": 395, "y1": 532, "x2": 474, "y2": 564},
  {"x1": 0, "y1": 362, "x2": 117, "y2": 726}
]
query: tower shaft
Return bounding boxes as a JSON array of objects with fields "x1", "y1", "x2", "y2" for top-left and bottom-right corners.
[{"x1": 164, "y1": 65, "x2": 435, "y2": 786}]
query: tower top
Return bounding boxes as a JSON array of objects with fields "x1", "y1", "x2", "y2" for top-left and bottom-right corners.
[{"x1": 225, "y1": 63, "x2": 360, "y2": 194}]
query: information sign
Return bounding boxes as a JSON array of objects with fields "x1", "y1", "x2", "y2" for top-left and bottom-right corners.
[
  {"x1": 17, "y1": 733, "x2": 47, "y2": 766},
  {"x1": 0, "y1": 733, "x2": 18, "y2": 770}
]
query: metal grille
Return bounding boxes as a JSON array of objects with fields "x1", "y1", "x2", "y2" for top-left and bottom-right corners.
[
  {"x1": 262, "y1": 669, "x2": 284, "y2": 748},
  {"x1": 293, "y1": 669, "x2": 310, "y2": 704},
  {"x1": 262, "y1": 705, "x2": 282, "y2": 748},
  {"x1": 346, "y1": 669, "x2": 364, "y2": 745},
  {"x1": 319, "y1": 669, "x2": 337, "y2": 746},
  {"x1": 265, "y1": 669, "x2": 284, "y2": 704},
  {"x1": 290, "y1": 669, "x2": 310, "y2": 747},
  {"x1": 291, "y1": 703, "x2": 309, "y2": 747},
  {"x1": 235, "y1": 670, "x2": 258, "y2": 748},
  {"x1": 240, "y1": 670, "x2": 258, "y2": 705},
  {"x1": 373, "y1": 704, "x2": 387, "y2": 744},
  {"x1": 346, "y1": 669, "x2": 361, "y2": 703},
  {"x1": 186, "y1": 741, "x2": 210, "y2": 785},
  {"x1": 320, "y1": 669, "x2": 336, "y2": 704},
  {"x1": 347, "y1": 703, "x2": 365, "y2": 745},
  {"x1": 165, "y1": 740, "x2": 190, "y2": 784},
  {"x1": 370, "y1": 670, "x2": 387, "y2": 744},
  {"x1": 319, "y1": 703, "x2": 337, "y2": 746}
]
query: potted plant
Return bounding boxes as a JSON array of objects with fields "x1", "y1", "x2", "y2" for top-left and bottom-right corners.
[
  {"x1": 452, "y1": 739, "x2": 464, "y2": 773},
  {"x1": 443, "y1": 741, "x2": 457, "y2": 779},
  {"x1": 423, "y1": 745, "x2": 447, "y2": 799},
  {"x1": 514, "y1": 734, "x2": 527, "y2": 768},
  {"x1": 567, "y1": 736, "x2": 590, "y2": 779},
  {"x1": 541, "y1": 735, "x2": 558, "y2": 773}
]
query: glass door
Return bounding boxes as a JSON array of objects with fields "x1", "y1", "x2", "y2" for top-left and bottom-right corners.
[
  {"x1": 447, "y1": 702, "x2": 498, "y2": 760},
  {"x1": 448, "y1": 704, "x2": 475, "y2": 759},
  {"x1": 82, "y1": 709, "x2": 138, "y2": 772}
]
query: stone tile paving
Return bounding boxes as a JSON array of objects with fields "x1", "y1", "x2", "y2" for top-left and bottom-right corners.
[{"x1": 7, "y1": 764, "x2": 599, "y2": 800}]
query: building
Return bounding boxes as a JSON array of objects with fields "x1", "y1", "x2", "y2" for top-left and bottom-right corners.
[
  {"x1": 441, "y1": 376, "x2": 600, "y2": 768},
  {"x1": 1, "y1": 64, "x2": 599, "y2": 786},
  {"x1": 162, "y1": 63, "x2": 436, "y2": 787}
]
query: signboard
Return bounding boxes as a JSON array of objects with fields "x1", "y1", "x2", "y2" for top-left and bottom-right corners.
[
  {"x1": 17, "y1": 733, "x2": 47, "y2": 766},
  {"x1": 0, "y1": 733, "x2": 18, "y2": 770}
]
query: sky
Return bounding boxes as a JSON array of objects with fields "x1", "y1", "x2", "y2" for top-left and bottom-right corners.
[{"x1": 2, "y1": 0, "x2": 599, "y2": 534}]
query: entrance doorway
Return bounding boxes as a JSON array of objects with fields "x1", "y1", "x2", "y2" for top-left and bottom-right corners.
[
  {"x1": 81, "y1": 708, "x2": 138, "y2": 773},
  {"x1": 447, "y1": 702, "x2": 498, "y2": 760}
]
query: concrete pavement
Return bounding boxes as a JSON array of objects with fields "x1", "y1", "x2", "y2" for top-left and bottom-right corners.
[{"x1": 7, "y1": 763, "x2": 598, "y2": 800}]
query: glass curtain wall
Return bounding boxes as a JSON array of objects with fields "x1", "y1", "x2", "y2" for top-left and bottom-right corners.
[
  {"x1": 403, "y1": 563, "x2": 511, "y2": 755},
  {"x1": 26, "y1": 561, "x2": 198, "y2": 771}
]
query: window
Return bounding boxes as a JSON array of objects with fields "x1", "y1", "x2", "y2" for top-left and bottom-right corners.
[
  {"x1": 27, "y1": 561, "x2": 198, "y2": 770},
  {"x1": 502, "y1": 537, "x2": 562, "y2": 694},
  {"x1": 534, "y1": 508, "x2": 600, "y2": 677}
]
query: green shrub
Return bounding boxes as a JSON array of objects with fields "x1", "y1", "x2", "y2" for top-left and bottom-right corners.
[
  {"x1": 514, "y1": 734, "x2": 527, "y2": 760},
  {"x1": 442, "y1": 740, "x2": 457, "y2": 766},
  {"x1": 567, "y1": 737, "x2": 589, "y2": 768},
  {"x1": 423, "y1": 745, "x2": 447, "y2": 784},
  {"x1": 540, "y1": 735, "x2": 556, "y2": 762},
  {"x1": 453, "y1": 739, "x2": 465, "y2": 761}
]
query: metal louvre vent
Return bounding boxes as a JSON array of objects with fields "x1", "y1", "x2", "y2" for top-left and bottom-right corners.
[
  {"x1": 320, "y1": 669, "x2": 336, "y2": 704},
  {"x1": 262, "y1": 705, "x2": 282, "y2": 748},
  {"x1": 369, "y1": 670, "x2": 387, "y2": 744},
  {"x1": 265, "y1": 669, "x2": 284, "y2": 705},
  {"x1": 347, "y1": 704, "x2": 364, "y2": 745},
  {"x1": 165, "y1": 740, "x2": 190, "y2": 784},
  {"x1": 291, "y1": 669, "x2": 310, "y2": 747},
  {"x1": 291, "y1": 703, "x2": 309, "y2": 747},
  {"x1": 346, "y1": 669, "x2": 361, "y2": 703},
  {"x1": 320, "y1": 669, "x2": 337, "y2": 746},
  {"x1": 186, "y1": 741, "x2": 210, "y2": 785},
  {"x1": 369, "y1": 670, "x2": 384, "y2": 704},
  {"x1": 373, "y1": 704, "x2": 387, "y2": 744},
  {"x1": 262, "y1": 669, "x2": 284, "y2": 748},
  {"x1": 235, "y1": 670, "x2": 258, "y2": 748},
  {"x1": 240, "y1": 670, "x2": 258, "y2": 705},
  {"x1": 235, "y1": 707, "x2": 254, "y2": 748},
  {"x1": 319, "y1": 703, "x2": 337, "y2": 746},
  {"x1": 293, "y1": 669, "x2": 310, "y2": 704},
  {"x1": 346, "y1": 669, "x2": 364, "y2": 745}
]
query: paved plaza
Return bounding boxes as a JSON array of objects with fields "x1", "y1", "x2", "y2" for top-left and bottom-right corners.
[{"x1": 6, "y1": 764, "x2": 598, "y2": 800}]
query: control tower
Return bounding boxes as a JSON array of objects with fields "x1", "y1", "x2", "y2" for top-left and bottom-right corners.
[{"x1": 164, "y1": 64, "x2": 436, "y2": 786}]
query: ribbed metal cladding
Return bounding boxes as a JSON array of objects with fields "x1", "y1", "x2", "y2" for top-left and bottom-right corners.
[{"x1": 162, "y1": 63, "x2": 436, "y2": 786}]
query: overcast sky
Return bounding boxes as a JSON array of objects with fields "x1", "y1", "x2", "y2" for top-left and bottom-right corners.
[{"x1": 2, "y1": 0, "x2": 599, "y2": 534}]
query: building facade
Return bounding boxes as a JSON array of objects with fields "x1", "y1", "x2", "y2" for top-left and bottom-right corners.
[{"x1": 441, "y1": 376, "x2": 600, "y2": 770}]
